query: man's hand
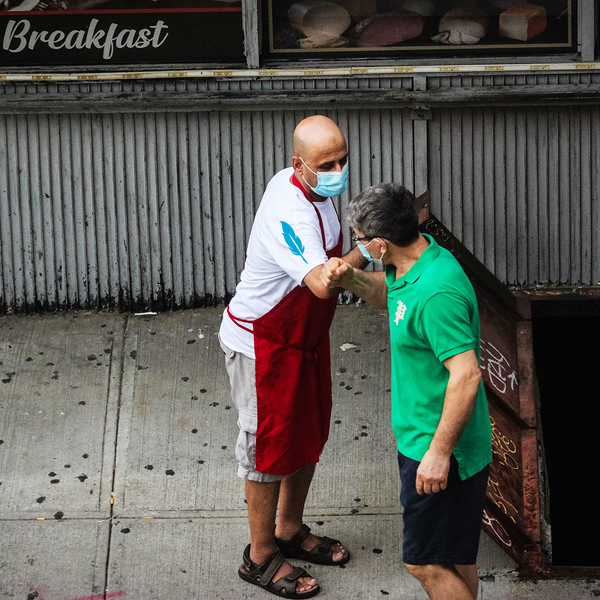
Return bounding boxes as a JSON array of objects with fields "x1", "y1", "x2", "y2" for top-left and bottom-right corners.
[
  {"x1": 320, "y1": 257, "x2": 353, "y2": 291},
  {"x1": 414, "y1": 349, "x2": 482, "y2": 495},
  {"x1": 305, "y1": 254, "x2": 387, "y2": 307},
  {"x1": 415, "y1": 449, "x2": 451, "y2": 495}
]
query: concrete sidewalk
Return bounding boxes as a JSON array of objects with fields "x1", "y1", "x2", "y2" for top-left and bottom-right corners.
[{"x1": 0, "y1": 306, "x2": 597, "y2": 600}]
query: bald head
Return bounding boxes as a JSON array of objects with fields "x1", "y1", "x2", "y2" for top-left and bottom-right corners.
[
  {"x1": 293, "y1": 115, "x2": 346, "y2": 162},
  {"x1": 291, "y1": 115, "x2": 348, "y2": 201}
]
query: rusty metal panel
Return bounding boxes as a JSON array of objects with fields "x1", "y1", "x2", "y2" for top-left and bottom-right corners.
[
  {"x1": 419, "y1": 212, "x2": 547, "y2": 574},
  {"x1": 428, "y1": 102, "x2": 600, "y2": 286}
]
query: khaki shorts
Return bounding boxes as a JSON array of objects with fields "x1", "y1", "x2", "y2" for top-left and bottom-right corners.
[{"x1": 220, "y1": 337, "x2": 286, "y2": 483}]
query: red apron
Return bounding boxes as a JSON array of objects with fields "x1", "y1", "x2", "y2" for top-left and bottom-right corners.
[{"x1": 227, "y1": 175, "x2": 343, "y2": 475}]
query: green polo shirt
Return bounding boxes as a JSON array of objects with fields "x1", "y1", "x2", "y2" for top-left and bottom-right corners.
[{"x1": 386, "y1": 234, "x2": 492, "y2": 480}]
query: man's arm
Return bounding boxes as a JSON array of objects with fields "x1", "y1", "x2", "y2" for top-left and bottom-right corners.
[
  {"x1": 310, "y1": 255, "x2": 388, "y2": 308},
  {"x1": 415, "y1": 349, "x2": 482, "y2": 495},
  {"x1": 342, "y1": 245, "x2": 370, "y2": 269},
  {"x1": 302, "y1": 246, "x2": 370, "y2": 300}
]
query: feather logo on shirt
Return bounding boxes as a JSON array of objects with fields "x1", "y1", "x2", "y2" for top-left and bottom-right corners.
[{"x1": 281, "y1": 221, "x2": 308, "y2": 263}]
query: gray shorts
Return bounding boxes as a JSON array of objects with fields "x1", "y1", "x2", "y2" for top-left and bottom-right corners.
[{"x1": 220, "y1": 337, "x2": 286, "y2": 483}]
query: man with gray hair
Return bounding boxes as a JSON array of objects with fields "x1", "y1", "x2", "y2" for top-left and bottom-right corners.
[{"x1": 321, "y1": 183, "x2": 492, "y2": 600}]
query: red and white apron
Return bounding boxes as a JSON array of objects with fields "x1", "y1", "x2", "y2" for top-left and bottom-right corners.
[{"x1": 227, "y1": 175, "x2": 343, "y2": 475}]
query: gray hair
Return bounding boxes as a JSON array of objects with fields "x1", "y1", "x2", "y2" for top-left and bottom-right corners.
[{"x1": 348, "y1": 183, "x2": 419, "y2": 247}]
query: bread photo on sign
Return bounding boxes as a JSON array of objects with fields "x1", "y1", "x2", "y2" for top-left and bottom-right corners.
[
  {"x1": 431, "y1": 6, "x2": 490, "y2": 44},
  {"x1": 351, "y1": 11, "x2": 424, "y2": 47},
  {"x1": 329, "y1": 0, "x2": 378, "y2": 23},
  {"x1": 486, "y1": 0, "x2": 523, "y2": 9},
  {"x1": 287, "y1": 0, "x2": 352, "y2": 48},
  {"x1": 499, "y1": 3, "x2": 546, "y2": 41}
]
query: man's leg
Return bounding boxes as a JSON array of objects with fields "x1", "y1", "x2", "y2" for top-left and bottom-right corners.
[
  {"x1": 246, "y1": 478, "x2": 281, "y2": 563},
  {"x1": 246, "y1": 478, "x2": 318, "y2": 594},
  {"x1": 404, "y1": 564, "x2": 475, "y2": 600},
  {"x1": 276, "y1": 463, "x2": 315, "y2": 535},
  {"x1": 455, "y1": 564, "x2": 479, "y2": 599},
  {"x1": 275, "y1": 463, "x2": 348, "y2": 562},
  {"x1": 397, "y1": 454, "x2": 487, "y2": 600}
]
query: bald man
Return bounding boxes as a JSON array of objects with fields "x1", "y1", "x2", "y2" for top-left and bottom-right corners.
[{"x1": 219, "y1": 116, "x2": 367, "y2": 598}]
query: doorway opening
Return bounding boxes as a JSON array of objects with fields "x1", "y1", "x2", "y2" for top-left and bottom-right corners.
[{"x1": 532, "y1": 298, "x2": 600, "y2": 567}]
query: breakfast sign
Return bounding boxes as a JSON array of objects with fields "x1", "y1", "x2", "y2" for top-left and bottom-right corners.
[{"x1": 0, "y1": 0, "x2": 244, "y2": 67}]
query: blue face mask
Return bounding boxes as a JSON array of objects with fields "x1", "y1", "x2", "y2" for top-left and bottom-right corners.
[
  {"x1": 358, "y1": 239, "x2": 385, "y2": 265},
  {"x1": 301, "y1": 159, "x2": 349, "y2": 197}
]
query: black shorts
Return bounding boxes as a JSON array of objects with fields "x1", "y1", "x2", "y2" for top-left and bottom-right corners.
[{"x1": 398, "y1": 451, "x2": 489, "y2": 566}]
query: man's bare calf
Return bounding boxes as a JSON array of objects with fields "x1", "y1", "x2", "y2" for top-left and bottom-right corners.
[{"x1": 405, "y1": 563, "x2": 479, "y2": 600}]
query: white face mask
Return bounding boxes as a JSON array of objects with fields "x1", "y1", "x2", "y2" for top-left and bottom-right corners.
[{"x1": 358, "y1": 239, "x2": 386, "y2": 265}]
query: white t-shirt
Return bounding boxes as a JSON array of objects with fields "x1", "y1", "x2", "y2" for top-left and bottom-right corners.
[{"x1": 219, "y1": 167, "x2": 341, "y2": 359}]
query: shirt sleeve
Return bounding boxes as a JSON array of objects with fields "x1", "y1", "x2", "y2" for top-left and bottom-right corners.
[
  {"x1": 418, "y1": 292, "x2": 477, "y2": 363},
  {"x1": 268, "y1": 202, "x2": 331, "y2": 286}
]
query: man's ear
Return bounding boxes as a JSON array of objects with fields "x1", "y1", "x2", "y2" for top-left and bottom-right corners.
[
  {"x1": 374, "y1": 238, "x2": 389, "y2": 255},
  {"x1": 291, "y1": 156, "x2": 303, "y2": 172}
]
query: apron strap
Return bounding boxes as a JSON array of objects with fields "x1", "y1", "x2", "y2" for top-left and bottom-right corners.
[
  {"x1": 291, "y1": 174, "x2": 330, "y2": 248},
  {"x1": 226, "y1": 305, "x2": 254, "y2": 334}
]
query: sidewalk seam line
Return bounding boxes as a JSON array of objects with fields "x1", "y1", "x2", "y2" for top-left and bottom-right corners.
[{"x1": 102, "y1": 313, "x2": 129, "y2": 600}]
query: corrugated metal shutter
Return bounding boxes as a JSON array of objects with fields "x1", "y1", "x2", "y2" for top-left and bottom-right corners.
[
  {"x1": 427, "y1": 74, "x2": 600, "y2": 286},
  {"x1": 428, "y1": 103, "x2": 600, "y2": 286},
  {"x1": 2, "y1": 74, "x2": 600, "y2": 312},
  {"x1": 0, "y1": 78, "x2": 416, "y2": 312}
]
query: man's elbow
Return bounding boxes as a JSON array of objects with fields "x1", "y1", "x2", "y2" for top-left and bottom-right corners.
[
  {"x1": 303, "y1": 268, "x2": 341, "y2": 300},
  {"x1": 303, "y1": 278, "x2": 337, "y2": 300},
  {"x1": 313, "y1": 285, "x2": 339, "y2": 300},
  {"x1": 451, "y1": 363, "x2": 482, "y2": 393},
  {"x1": 468, "y1": 365, "x2": 482, "y2": 390}
]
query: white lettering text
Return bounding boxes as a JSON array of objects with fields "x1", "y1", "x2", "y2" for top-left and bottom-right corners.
[
  {"x1": 3, "y1": 19, "x2": 29, "y2": 53},
  {"x1": 1, "y1": 18, "x2": 170, "y2": 60}
]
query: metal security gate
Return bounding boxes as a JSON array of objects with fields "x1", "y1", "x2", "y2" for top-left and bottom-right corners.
[
  {"x1": 2, "y1": 74, "x2": 600, "y2": 313},
  {"x1": 0, "y1": 99, "x2": 417, "y2": 313},
  {"x1": 428, "y1": 103, "x2": 600, "y2": 286}
]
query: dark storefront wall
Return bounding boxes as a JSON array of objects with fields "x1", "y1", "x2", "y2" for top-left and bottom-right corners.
[{"x1": 532, "y1": 299, "x2": 600, "y2": 568}]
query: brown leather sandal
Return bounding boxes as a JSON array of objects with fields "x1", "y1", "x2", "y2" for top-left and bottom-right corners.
[
  {"x1": 275, "y1": 524, "x2": 351, "y2": 566},
  {"x1": 238, "y1": 544, "x2": 320, "y2": 598}
]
